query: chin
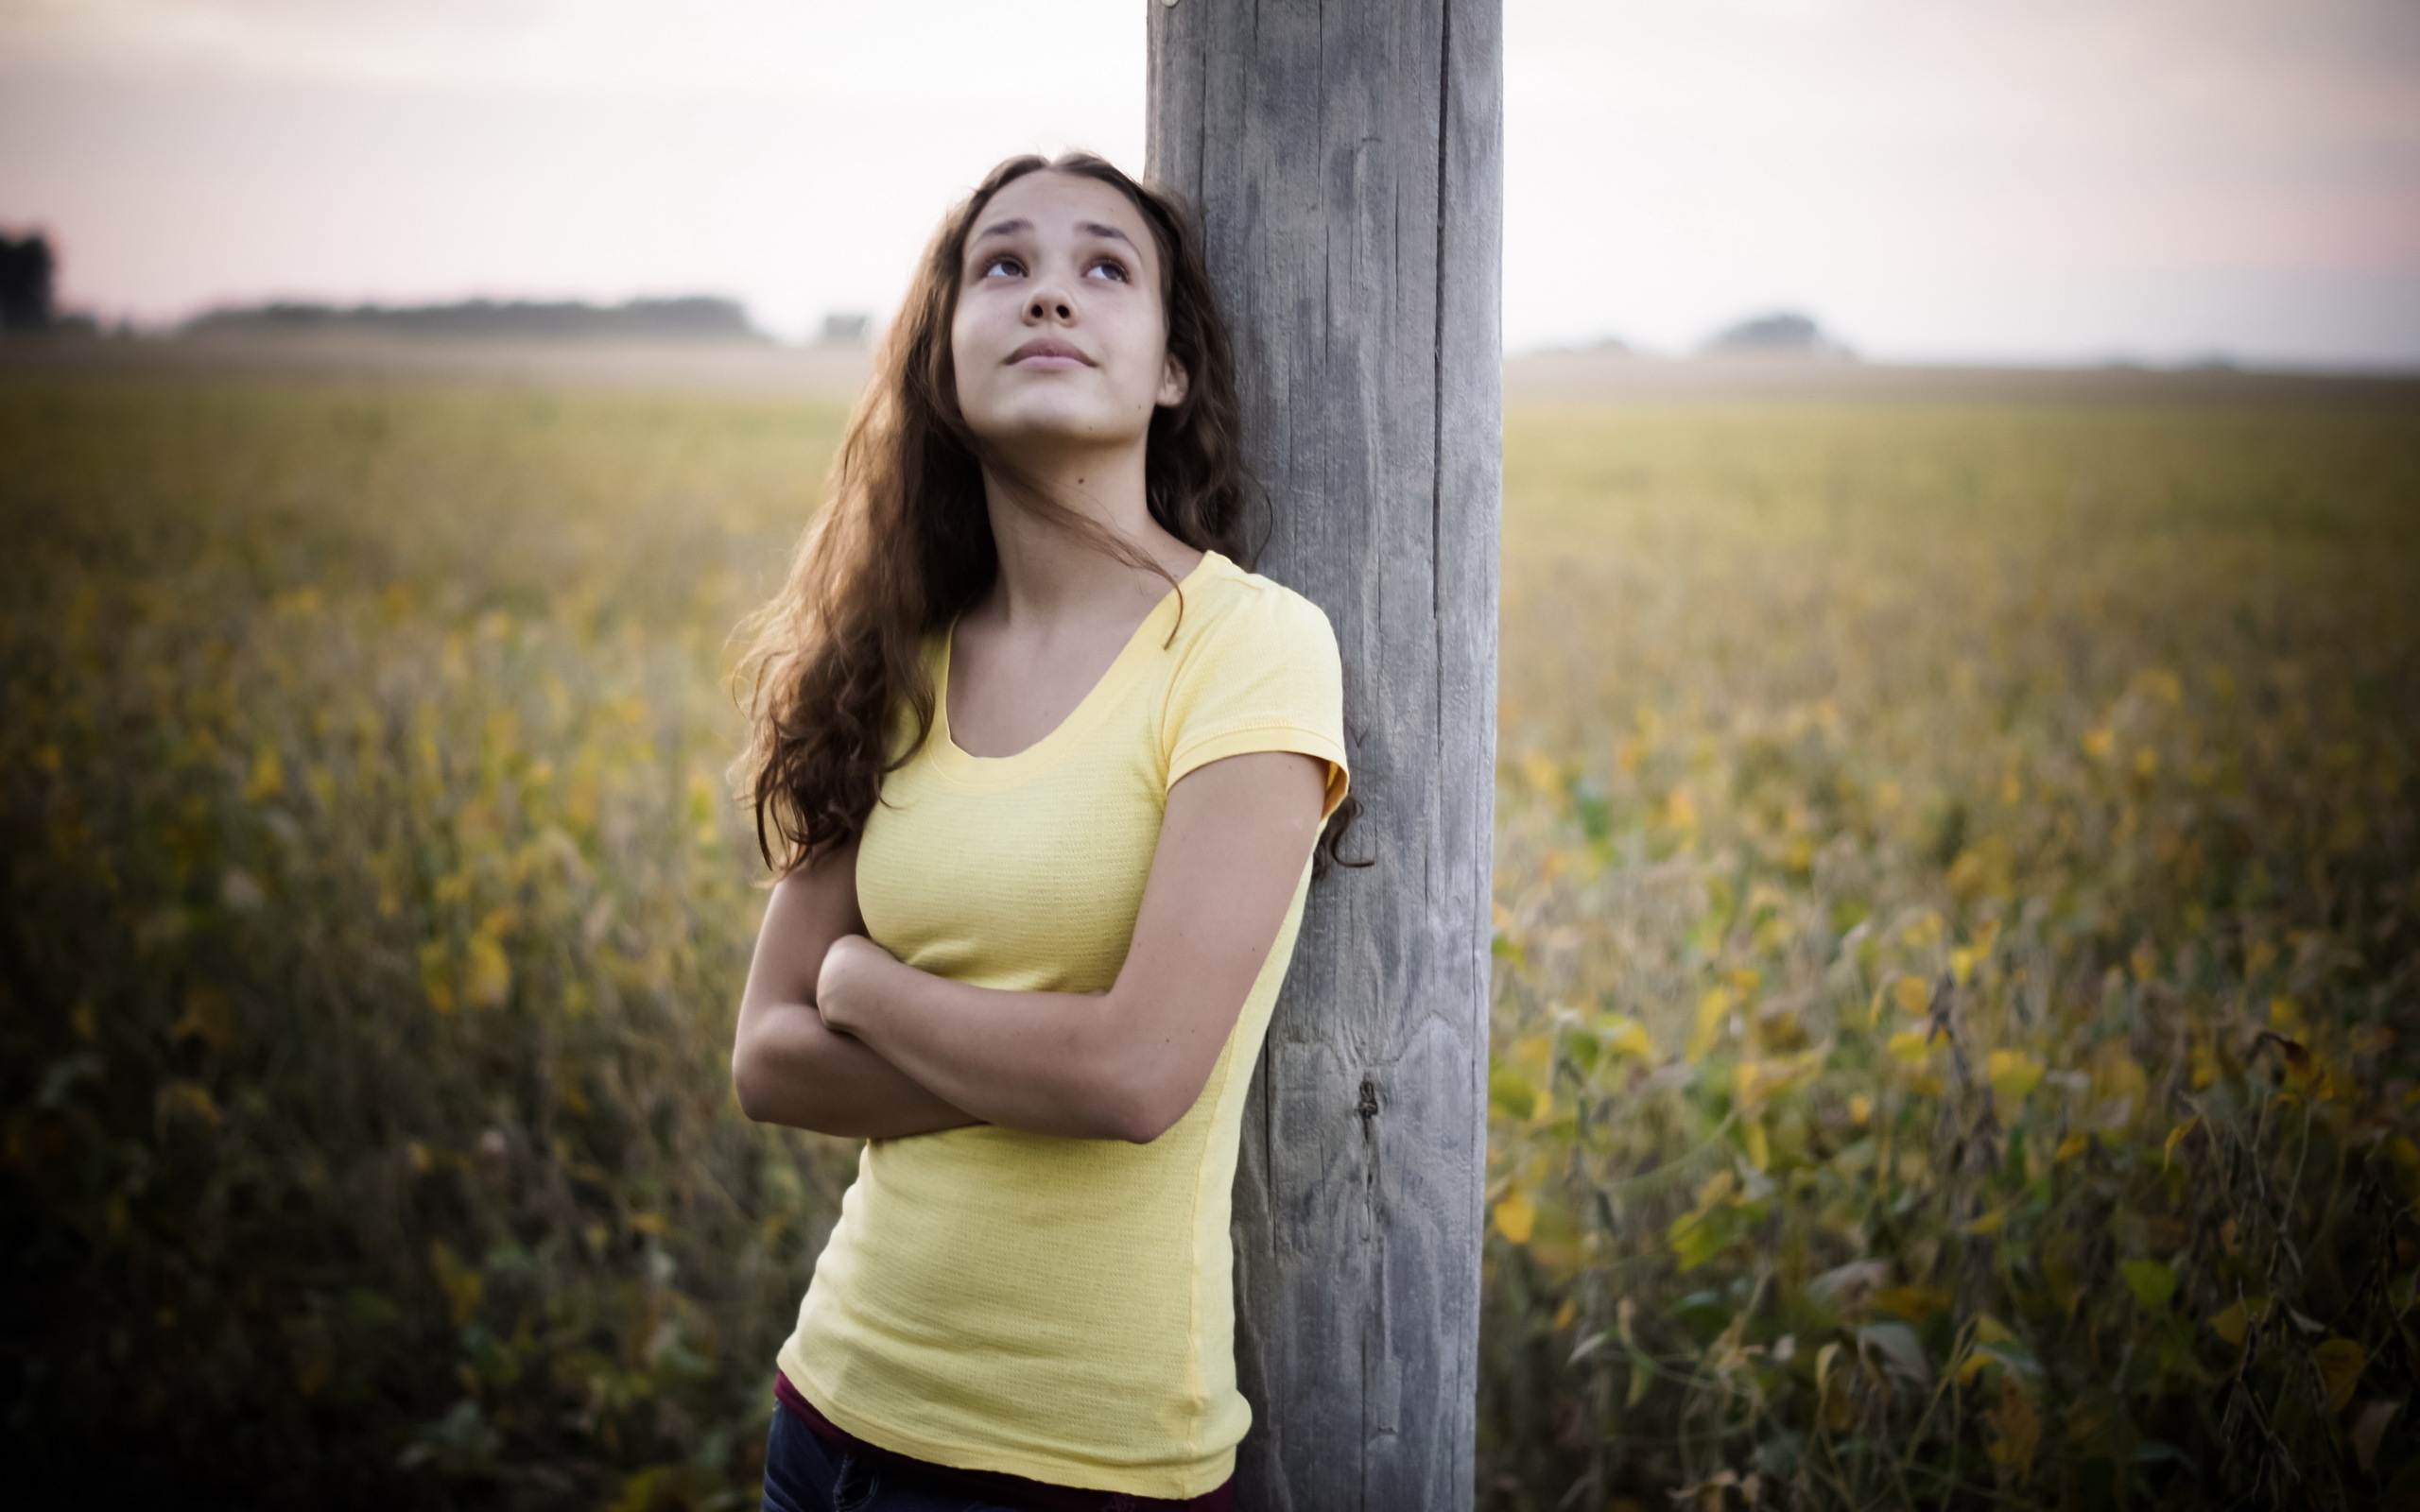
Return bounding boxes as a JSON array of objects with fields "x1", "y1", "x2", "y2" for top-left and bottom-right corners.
[{"x1": 969, "y1": 400, "x2": 1131, "y2": 452}]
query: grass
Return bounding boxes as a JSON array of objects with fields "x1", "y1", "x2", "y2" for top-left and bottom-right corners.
[{"x1": 1, "y1": 378, "x2": 2413, "y2": 1509}]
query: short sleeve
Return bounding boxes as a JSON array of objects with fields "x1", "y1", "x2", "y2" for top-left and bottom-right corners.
[{"x1": 1162, "y1": 587, "x2": 1351, "y2": 819}]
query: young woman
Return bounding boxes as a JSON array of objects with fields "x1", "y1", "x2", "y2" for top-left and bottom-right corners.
[{"x1": 729, "y1": 153, "x2": 1354, "y2": 1511}]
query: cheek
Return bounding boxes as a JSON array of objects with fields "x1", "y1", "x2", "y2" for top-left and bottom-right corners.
[
  {"x1": 949, "y1": 305, "x2": 983, "y2": 372},
  {"x1": 949, "y1": 307, "x2": 996, "y2": 410}
]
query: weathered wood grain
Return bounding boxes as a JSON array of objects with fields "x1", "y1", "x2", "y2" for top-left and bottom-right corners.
[{"x1": 1148, "y1": 3, "x2": 1502, "y2": 1507}]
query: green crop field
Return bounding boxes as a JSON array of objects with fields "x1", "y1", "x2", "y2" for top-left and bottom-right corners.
[{"x1": 3, "y1": 377, "x2": 2414, "y2": 1509}]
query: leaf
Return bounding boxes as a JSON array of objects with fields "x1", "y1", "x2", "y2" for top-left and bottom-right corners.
[
  {"x1": 1492, "y1": 1186, "x2": 1536, "y2": 1245},
  {"x1": 1986, "y1": 1049, "x2": 2044, "y2": 1102},
  {"x1": 1807, "y1": 1259, "x2": 1890, "y2": 1308},
  {"x1": 1667, "y1": 1171, "x2": 1738, "y2": 1271},
  {"x1": 1815, "y1": 1341, "x2": 1851, "y2": 1430},
  {"x1": 464, "y1": 928, "x2": 511, "y2": 1009},
  {"x1": 2129, "y1": 941, "x2": 2160, "y2": 984},
  {"x1": 2349, "y1": 1400, "x2": 2400, "y2": 1472},
  {"x1": 1890, "y1": 975, "x2": 1931, "y2": 1016},
  {"x1": 427, "y1": 1241, "x2": 482, "y2": 1328},
  {"x1": 2312, "y1": 1336, "x2": 2364, "y2": 1413},
  {"x1": 2054, "y1": 1131, "x2": 2090, "y2": 1162},
  {"x1": 1488, "y1": 1067, "x2": 1536, "y2": 1121},
  {"x1": 1563, "y1": 1027, "x2": 1601, "y2": 1075},
  {"x1": 2209, "y1": 1300, "x2": 2249, "y2": 1347},
  {"x1": 1858, "y1": 1320, "x2": 1930, "y2": 1385},
  {"x1": 1685, "y1": 986, "x2": 1731, "y2": 1063},
  {"x1": 1599, "y1": 1015, "x2": 1654, "y2": 1061},
  {"x1": 1888, "y1": 1029, "x2": 1937, "y2": 1065},
  {"x1": 2164, "y1": 1117, "x2": 2201, "y2": 1169},
  {"x1": 2088, "y1": 1045, "x2": 2149, "y2": 1125},
  {"x1": 2256, "y1": 1030, "x2": 2312, "y2": 1089},
  {"x1": 1668, "y1": 1208, "x2": 1725, "y2": 1272},
  {"x1": 1693, "y1": 1167, "x2": 1737, "y2": 1210},
  {"x1": 1985, "y1": 1375, "x2": 2041, "y2": 1469},
  {"x1": 156, "y1": 1079, "x2": 221, "y2": 1126},
  {"x1": 419, "y1": 939, "x2": 457, "y2": 1016},
  {"x1": 1958, "y1": 1315, "x2": 2028, "y2": 1386},
  {"x1": 1876, "y1": 1284, "x2": 1951, "y2": 1320},
  {"x1": 2122, "y1": 1260, "x2": 2176, "y2": 1313},
  {"x1": 171, "y1": 988, "x2": 234, "y2": 1049},
  {"x1": 244, "y1": 744, "x2": 285, "y2": 802}
]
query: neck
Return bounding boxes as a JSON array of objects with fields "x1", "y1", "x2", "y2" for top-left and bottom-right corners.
[{"x1": 977, "y1": 435, "x2": 1201, "y2": 626}]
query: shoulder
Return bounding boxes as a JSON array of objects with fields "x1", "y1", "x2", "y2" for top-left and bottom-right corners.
[
  {"x1": 1157, "y1": 553, "x2": 1345, "y2": 757},
  {"x1": 1171, "y1": 553, "x2": 1340, "y2": 670},
  {"x1": 1156, "y1": 554, "x2": 1349, "y2": 798}
]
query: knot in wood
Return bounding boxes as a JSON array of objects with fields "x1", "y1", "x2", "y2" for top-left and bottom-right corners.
[{"x1": 1356, "y1": 1077, "x2": 1380, "y2": 1122}]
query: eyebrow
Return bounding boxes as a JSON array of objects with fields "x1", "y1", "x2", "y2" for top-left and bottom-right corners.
[{"x1": 971, "y1": 216, "x2": 1137, "y2": 251}]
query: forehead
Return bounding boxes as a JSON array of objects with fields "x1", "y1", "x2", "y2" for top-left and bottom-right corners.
[{"x1": 974, "y1": 172, "x2": 1156, "y2": 261}]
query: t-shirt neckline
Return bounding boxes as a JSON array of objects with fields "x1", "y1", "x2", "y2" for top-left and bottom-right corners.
[{"x1": 931, "y1": 550, "x2": 1226, "y2": 787}]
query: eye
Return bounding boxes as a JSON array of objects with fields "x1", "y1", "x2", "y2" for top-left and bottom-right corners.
[
  {"x1": 1085, "y1": 257, "x2": 1132, "y2": 284},
  {"x1": 977, "y1": 253, "x2": 1025, "y2": 280}
]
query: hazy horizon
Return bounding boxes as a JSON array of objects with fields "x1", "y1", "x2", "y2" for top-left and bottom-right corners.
[{"x1": 3, "y1": 0, "x2": 2415, "y2": 370}]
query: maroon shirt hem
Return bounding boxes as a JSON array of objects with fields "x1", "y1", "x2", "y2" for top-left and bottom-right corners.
[{"x1": 773, "y1": 1371, "x2": 1236, "y2": 1512}]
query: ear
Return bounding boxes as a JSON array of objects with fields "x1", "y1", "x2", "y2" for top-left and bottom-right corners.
[{"x1": 1155, "y1": 352, "x2": 1190, "y2": 409}]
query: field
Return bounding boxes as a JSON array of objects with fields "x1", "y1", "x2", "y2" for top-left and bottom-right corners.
[{"x1": 3, "y1": 376, "x2": 2415, "y2": 1509}]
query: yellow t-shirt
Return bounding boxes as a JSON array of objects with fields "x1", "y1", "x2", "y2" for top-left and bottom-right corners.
[{"x1": 775, "y1": 549, "x2": 1349, "y2": 1498}]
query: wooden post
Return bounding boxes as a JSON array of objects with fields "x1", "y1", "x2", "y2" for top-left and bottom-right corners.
[{"x1": 1149, "y1": 3, "x2": 1501, "y2": 1507}]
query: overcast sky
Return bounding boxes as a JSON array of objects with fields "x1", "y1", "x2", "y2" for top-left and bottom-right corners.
[{"x1": 2, "y1": 0, "x2": 2415, "y2": 367}]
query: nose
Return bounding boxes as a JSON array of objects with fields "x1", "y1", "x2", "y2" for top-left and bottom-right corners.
[{"x1": 1026, "y1": 285, "x2": 1074, "y2": 323}]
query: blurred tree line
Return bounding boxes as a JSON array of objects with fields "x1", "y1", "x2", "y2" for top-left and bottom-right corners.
[{"x1": 2, "y1": 232, "x2": 57, "y2": 333}]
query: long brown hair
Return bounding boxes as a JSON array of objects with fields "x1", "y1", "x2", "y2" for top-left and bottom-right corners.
[{"x1": 735, "y1": 151, "x2": 1358, "y2": 875}]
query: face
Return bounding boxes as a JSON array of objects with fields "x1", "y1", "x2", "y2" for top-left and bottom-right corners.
[{"x1": 950, "y1": 170, "x2": 1189, "y2": 454}]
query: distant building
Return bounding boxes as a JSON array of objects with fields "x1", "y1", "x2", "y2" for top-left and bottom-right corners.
[
  {"x1": 1702, "y1": 310, "x2": 1854, "y2": 359},
  {"x1": 817, "y1": 312, "x2": 873, "y2": 347}
]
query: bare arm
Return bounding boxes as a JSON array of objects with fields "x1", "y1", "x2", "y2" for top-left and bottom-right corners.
[
  {"x1": 815, "y1": 749, "x2": 1330, "y2": 1143},
  {"x1": 729, "y1": 838, "x2": 981, "y2": 1141}
]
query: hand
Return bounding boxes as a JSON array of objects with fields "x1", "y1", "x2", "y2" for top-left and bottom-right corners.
[{"x1": 815, "y1": 934, "x2": 896, "y2": 1036}]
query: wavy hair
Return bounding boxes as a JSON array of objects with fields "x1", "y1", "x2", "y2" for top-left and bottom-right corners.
[{"x1": 735, "y1": 151, "x2": 1361, "y2": 876}]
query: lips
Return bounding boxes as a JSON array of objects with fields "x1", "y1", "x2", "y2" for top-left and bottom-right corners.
[{"x1": 1007, "y1": 338, "x2": 1095, "y2": 367}]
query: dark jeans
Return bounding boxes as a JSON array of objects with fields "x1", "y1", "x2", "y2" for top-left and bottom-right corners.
[{"x1": 761, "y1": 1405, "x2": 1024, "y2": 1512}]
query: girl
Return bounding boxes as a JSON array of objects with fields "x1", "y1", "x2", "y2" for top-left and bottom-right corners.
[{"x1": 730, "y1": 152, "x2": 1353, "y2": 1511}]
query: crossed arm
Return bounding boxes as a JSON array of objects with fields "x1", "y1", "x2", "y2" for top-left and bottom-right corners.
[{"x1": 729, "y1": 749, "x2": 1331, "y2": 1145}]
